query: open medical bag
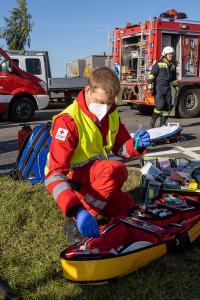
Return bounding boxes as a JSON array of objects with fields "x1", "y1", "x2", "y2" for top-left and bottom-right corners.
[{"x1": 60, "y1": 193, "x2": 200, "y2": 284}]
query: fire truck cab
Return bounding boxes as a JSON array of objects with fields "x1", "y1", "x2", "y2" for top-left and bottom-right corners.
[{"x1": 113, "y1": 9, "x2": 200, "y2": 118}]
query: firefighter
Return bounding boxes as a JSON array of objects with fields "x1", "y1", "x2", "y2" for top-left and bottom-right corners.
[
  {"x1": 148, "y1": 46, "x2": 178, "y2": 128},
  {"x1": 45, "y1": 67, "x2": 150, "y2": 241}
]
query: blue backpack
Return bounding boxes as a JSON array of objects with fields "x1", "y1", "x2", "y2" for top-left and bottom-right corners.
[{"x1": 11, "y1": 122, "x2": 52, "y2": 184}]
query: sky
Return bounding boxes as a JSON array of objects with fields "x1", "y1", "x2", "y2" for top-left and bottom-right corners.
[{"x1": 0, "y1": 0, "x2": 199, "y2": 77}]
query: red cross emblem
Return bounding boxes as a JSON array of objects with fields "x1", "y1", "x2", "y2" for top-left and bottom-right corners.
[{"x1": 55, "y1": 127, "x2": 69, "y2": 141}]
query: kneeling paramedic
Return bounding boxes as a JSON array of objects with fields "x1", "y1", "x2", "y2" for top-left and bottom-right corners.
[
  {"x1": 45, "y1": 67, "x2": 150, "y2": 241},
  {"x1": 148, "y1": 46, "x2": 178, "y2": 128}
]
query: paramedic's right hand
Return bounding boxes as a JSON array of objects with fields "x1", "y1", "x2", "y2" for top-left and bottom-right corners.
[
  {"x1": 76, "y1": 209, "x2": 100, "y2": 238},
  {"x1": 134, "y1": 129, "x2": 151, "y2": 149}
]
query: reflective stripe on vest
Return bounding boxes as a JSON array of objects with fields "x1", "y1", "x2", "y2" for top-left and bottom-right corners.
[{"x1": 52, "y1": 100, "x2": 119, "y2": 170}]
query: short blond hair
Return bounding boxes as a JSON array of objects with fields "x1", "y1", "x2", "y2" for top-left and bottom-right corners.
[{"x1": 88, "y1": 67, "x2": 120, "y2": 98}]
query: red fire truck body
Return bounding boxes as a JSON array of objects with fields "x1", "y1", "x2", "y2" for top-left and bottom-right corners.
[{"x1": 112, "y1": 10, "x2": 200, "y2": 117}]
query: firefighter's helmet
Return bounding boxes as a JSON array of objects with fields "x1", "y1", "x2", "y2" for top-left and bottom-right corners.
[{"x1": 162, "y1": 46, "x2": 174, "y2": 56}]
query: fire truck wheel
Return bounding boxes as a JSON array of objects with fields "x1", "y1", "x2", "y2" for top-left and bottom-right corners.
[
  {"x1": 10, "y1": 97, "x2": 35, "y2": 122},
  {"x1": 177, "y1": 88, "x2": 200, "y2": 118}
]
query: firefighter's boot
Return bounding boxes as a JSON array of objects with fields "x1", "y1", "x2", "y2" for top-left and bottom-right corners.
[
  {"x1": 150, "y1": 112, "x2": 159, "y2": 128},
  {"x1": 160, "y1": 116, "x2": 168, "y2": 127}
]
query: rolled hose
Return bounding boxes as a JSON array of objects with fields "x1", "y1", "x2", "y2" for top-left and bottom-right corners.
[{"x1": 0, "y1": 279, "x2": 20, "y2": 300}]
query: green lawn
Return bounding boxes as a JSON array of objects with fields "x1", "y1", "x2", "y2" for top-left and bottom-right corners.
[{"x1": 0, "y1": 169, "x2": 200, "y2": 300}]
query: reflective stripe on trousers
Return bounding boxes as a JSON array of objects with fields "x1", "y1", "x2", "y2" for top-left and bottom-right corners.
[
  {"x1": 154, "y1": 108, "x2": 170, "y2": 116},
  {"x1": 85, "y1": 194, "x2": 106, "y2": 210},
  {"x1": 52, "y1": 182, "x2": 72, "y2": 201}
]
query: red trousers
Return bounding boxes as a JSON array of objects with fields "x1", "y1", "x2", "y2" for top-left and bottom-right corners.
[{"x1": 69, "y1": 159, "x2": 135, "y2": 218}]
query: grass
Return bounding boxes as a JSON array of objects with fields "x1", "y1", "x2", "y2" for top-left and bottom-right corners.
[{"x1": 0, "y1": 169, "x2": 200, "y2": 300}]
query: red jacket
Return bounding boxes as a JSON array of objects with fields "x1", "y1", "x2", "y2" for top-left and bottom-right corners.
[{"x1": 45, "y1": 90, "x2": 146, "y2": 216}]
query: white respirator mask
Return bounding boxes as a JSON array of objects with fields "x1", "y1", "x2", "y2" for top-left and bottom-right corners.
[{"x1": 88, "y1": 102, "x2": 111, "y2": 121}]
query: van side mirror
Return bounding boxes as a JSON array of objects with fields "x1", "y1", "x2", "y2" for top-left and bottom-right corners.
[{"x1": 0, "y1": 60, "x2": 12, "y2": 72}]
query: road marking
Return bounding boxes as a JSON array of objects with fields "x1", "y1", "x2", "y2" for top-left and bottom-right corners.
[
  {"x1": 146, "y1": 149, "x2": 180, "y2": 157},
  {"x1": 183, "y1": 146, "x2": 200, "y2": 151},
  {"x1": 175, "y1": 146, "x2": 200, "y2": 159},
  {"x1": 0, "y1": 169, "x2": 12, "y2": 174},
  {"x1": 145, "y1": 145, "x2": 200, "y2": 159}
]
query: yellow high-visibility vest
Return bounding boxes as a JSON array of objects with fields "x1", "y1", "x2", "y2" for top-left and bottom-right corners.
[{"x1": 52, "y1": 100, "x2": 119, "y2": 169}]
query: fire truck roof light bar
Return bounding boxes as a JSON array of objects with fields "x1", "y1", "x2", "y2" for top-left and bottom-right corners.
[{"x1": 159, "y1": 9, "x2": 187, "y2": 21}]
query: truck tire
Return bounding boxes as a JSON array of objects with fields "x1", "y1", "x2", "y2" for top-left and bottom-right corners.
[
  {"x1": 177, "y1": 88, "x2": 200, "y2": 118},
  {"x1": 10, "y1": 97, "x2": 35, "y2": 122}
]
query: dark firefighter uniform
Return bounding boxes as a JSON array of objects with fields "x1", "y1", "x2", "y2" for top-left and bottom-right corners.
[{"x1": 148, "y1": 59, "x2": 178, "y2": 127}]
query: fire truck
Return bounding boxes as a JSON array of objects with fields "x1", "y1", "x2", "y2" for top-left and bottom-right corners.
[{"x1": 113, "y1": 9, "x2": 200, "y2": 117}]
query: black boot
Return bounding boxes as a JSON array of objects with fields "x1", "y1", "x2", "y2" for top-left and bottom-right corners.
[
  {"x1": 160, "y1": 116, "x2": 168, "y2": 127},
  {"x1": 64, "y1": 219, "x2": 83, "y2": 245},
  {"x1": 150, "y1": 112, "x2": 159, "y2": 128}
]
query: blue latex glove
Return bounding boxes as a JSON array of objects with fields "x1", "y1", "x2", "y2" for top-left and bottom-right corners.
[
  {"x1": 76, "y1": 209, "x2": 100, "y2": 238},
  {"x1": 134, "y1": 129, "x2": 151, "y2": 149}
]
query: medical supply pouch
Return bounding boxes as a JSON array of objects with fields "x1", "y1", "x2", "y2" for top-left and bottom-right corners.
[{"x1": 140, "y1": 157, "x2": 200, "y2": 196}]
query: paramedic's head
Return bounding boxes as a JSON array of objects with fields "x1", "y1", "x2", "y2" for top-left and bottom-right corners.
[
  {"x1": 162, "y1": 46, "x2": 175, "y2": 62},
  {"x1": 85, "y1": 67, "x2": 120, "y2": 106}
]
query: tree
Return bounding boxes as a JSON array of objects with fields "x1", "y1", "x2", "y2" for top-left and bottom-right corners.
[{"x1": 3, "y1": 0, "x2": 34, "y2": 50}]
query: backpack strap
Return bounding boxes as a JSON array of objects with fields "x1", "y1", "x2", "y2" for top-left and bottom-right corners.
[{"x1": 10, "y1": 131, "x2": 32, "y2": 180}]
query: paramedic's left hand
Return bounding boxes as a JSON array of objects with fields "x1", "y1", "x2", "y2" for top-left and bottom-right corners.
[
  {"x1": 76, "y1": 209, "x2": 100, "y2": 238},
  {"x1": 134, "y1": 130, "x2": 151, "y2": 149}
]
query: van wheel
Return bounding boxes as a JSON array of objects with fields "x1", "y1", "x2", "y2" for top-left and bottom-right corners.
[
  {"x1": 10, "y1": 97, "x2": 35, "y2": 122},
  {"x1": 177, "y1": 88, "x2": 200, "y2": 118}
]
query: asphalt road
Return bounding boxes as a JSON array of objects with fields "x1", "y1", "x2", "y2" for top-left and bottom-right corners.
[{"x1": 0, "y1": 106, "x2": 200, "y2": 171}]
